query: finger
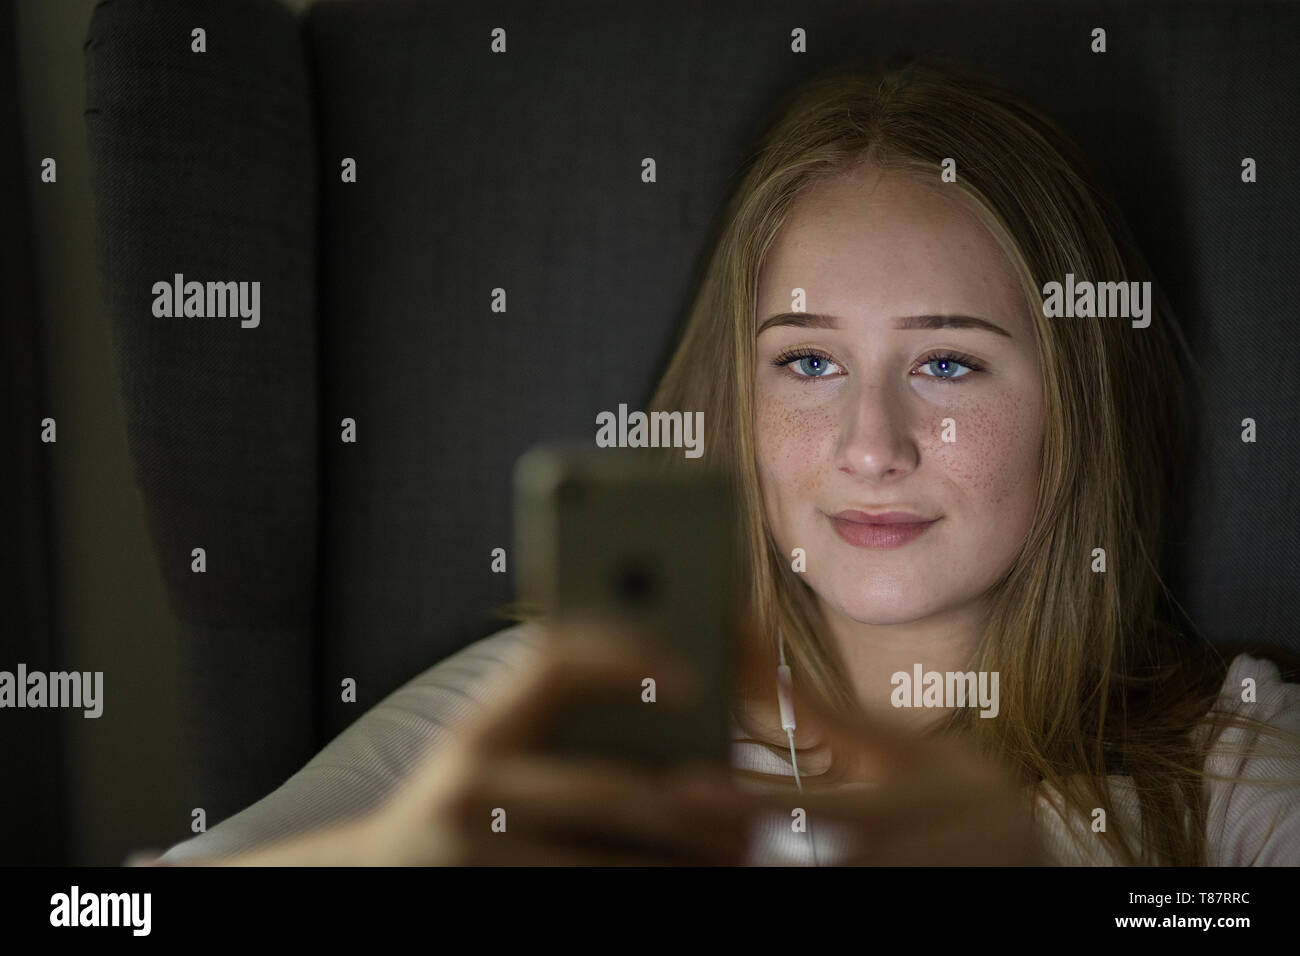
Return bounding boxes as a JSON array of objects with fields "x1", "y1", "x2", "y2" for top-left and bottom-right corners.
[
  {"x1": 466, "y1": 619, "x2": 699, "y2": 754},
  {"x1": 845, "y1": 812, "x2": 1041, "y2": 866},
  {"x1": 443, "y1": 753, "x2": 754, "y2": 864},
  {"x1": 743, "y1": 770, "x2": 1035, "y2": 862},
  {"x1": 739, "y1": 777, "x2": 956, "y2": 832}
]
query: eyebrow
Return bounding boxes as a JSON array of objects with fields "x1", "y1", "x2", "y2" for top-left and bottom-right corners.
[{"x1": 756, "y1": 312, "x2": 1012, "y2": 339}]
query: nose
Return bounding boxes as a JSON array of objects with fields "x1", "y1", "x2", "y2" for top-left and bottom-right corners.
[{"x1": 834, "y1": 377, "x2": 920, "y2": 482}]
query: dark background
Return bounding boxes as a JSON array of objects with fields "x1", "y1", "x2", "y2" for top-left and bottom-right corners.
[{"x1": 2, "y1": 0, "x2": 1296, "y2": 865}]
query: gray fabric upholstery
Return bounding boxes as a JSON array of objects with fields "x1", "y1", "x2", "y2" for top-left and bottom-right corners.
[
  {"x1": 85, "y1": 0, "x2": 320, "y2": 824},
  {"x1": 85, "y1": 0, "x2": 1300, "y2": 847}
]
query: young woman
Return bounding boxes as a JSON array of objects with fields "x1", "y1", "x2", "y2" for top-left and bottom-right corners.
[{"x1": 142, "y1": 59, "x2": 1300, "y2": 867}]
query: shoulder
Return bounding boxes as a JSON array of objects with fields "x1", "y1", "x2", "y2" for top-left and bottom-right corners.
[
  {"x1": 1199, "y1": 652, "x2": 1300, "y2": 865},
  {"x1": 1213, "y1": 653, "x2": 1299, "y2": 718},
  {"x1": 1032, "y1": 652, "x2": 1300, "y2": 866},
  {"x1": 1031, "y1": 776, "x2": 1145, "y2": 865},
  {"x1": 1199, "y1": 652, "x2": 1300, "y2": 757}
]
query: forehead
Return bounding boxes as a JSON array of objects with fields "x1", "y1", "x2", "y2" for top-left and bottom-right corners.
[{"x1": 757, "y1": 165, "x2": 1029, "y2": 332}]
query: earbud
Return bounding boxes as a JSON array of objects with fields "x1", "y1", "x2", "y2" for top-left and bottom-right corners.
[{"x1": 776, "y1": 629, "x2": 796, "y2": 732}]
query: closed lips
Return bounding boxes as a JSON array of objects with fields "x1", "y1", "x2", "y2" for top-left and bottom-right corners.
[
  {"x1": 830, "y1": 510, "x2": 937, "y2": 524},
  {"x1": 826, "y1": 509, "x2": 941, "y2": 550}
]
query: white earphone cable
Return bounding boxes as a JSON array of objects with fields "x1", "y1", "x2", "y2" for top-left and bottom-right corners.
[{"x1": 777, "y1": 627, "x2": 821, "y2": 867}]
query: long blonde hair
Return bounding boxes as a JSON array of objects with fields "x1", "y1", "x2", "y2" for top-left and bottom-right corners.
[{"x1": 498, "y1": 58, "x2": 1300, "y2": 865}]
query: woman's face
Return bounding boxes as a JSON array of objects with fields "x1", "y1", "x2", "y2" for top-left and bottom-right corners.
[{"x1": 754, "y1": 165, "x2": 1045, "y2": 627}]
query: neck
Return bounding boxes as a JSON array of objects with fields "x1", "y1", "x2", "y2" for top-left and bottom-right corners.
[{"x1": 818, "y1": 593, "x2": 989, "y2": 733}]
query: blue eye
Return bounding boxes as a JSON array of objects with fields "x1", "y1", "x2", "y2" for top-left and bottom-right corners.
[
  {"x1": 769, "y1": 348, "x2": 985, "y2": 382},
  {"x1": 920, "y1": 356, "x2": 973, "y2": 379},
  {"x1": 913, "y1": 350, "x2": 985, "y2": 382},
  {"x1": 793, "y1": 354, "x2": 836, "y2": 377},
  {"x1": 772, "y1": 349, "x2": 842, "y2": 379}
]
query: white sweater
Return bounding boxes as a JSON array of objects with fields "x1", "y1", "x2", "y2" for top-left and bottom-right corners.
[{"x1": 153, "y1": 620, "x2": 1300, "y2": 865}]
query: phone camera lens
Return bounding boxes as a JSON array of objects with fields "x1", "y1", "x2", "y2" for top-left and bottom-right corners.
[{"x1": 614, "y1": 561, "x2": 657, "y2": 605}]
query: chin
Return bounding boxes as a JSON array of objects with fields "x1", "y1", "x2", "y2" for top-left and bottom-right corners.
[
  {"x1": 807, "y1": 562, "x2": 934, "y2": 625},
  {"x1": 811, "y1": 567, "x2": 925, "y2": 629},
  {"x1": 820, "y1": 589, "x2": 948, "y2": 627}
]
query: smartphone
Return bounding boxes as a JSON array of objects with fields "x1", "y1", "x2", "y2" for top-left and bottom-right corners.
[{"x1": 513, "y1": 440, "x2": 737, "y2": 768}]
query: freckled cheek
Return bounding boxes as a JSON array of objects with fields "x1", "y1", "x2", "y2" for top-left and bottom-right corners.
[
  {"x1": 754, "y1": 387, "x2": 837, "y2": 512},
  {"x1": 935, "y1": 394, "x2": 1043, "y2": 517}
]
